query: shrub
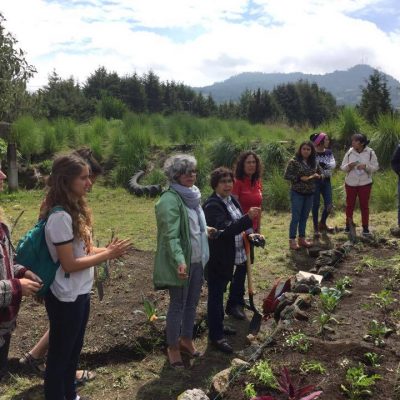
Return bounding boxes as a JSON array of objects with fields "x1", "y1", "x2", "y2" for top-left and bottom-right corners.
[
  {"x1": 334, "y1": 107, "x2": 370, "y2": 145},
  {"x1": 260, "y1": 142, "x2": 290, "y2": 173},
  {"x1": 53, "y1": 117, "x2": 78, "y2": 147},
  {"x1": 210, "y1": 137, "x2": 243, "y2": 169},
  {"x1": 96, "y1": 95, "x2": 128, "y2": 120},
  {"x1": 371, "y1": 113, "x2": 400, "y2": 168},
  {"x1": 264, "y1": 169, "x2": 290, "y2": 211},
  {"x1": 11, "y1": 115, "x2": 43, "y2": 163}
]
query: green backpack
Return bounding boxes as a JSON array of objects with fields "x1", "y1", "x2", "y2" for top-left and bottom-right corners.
[{"x1": 15, "y1": 206, "x2": 65, "y2": 296}]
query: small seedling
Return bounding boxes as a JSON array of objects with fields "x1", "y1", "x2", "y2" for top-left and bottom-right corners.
[
  {"x1": 335, "y1": 276, "x2": 352, "y2": 296},
  {"x1": 319, "y1": 289, "x2": 340, "y2": 314},
  {"x1": 341, "y1": 364, "x2": 381, "y2": 399},
  {"x1": 370, "y1": 289, "x2": 397, "y2": 313},
  {"x1": 300, "y1": 361, "x2": 326, "y2": 375},
  {"x1": 364, "y1": 352, "x2": 381, "y2": 368},
  {"x1": 285, "y1": 332, "x2": 310, "y2": 353},
  {"x1": 364, "y1": 319, "x2": 394, "y2": 347},
  {"x1": 244, "y1": 382, "x2": 257, "y2": 399},
  {"x1": 314, "y1": 312, "x2": 339, "y2": 336},
  {"x1": 140, "y1": 295, "x2": 165, "y2": 322},
  {"x1": 249, "y1": 360, "x2": 278, "y2": 388}
]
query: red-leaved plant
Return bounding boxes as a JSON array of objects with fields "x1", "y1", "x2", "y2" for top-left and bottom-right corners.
[{"x1": 251, "y1": 367, "x2": 322, "y2": 400}]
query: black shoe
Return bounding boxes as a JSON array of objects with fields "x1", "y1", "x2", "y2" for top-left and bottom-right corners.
[
  {"x1": 225, "y1": 305, "x2": 246, "y2": 320},
  {"x1": 344, "y1": 225, "x2": 350, "y2": 233},
  {"x1": 211, "y1": 339, "x2": 233, "y2": 354},
  {"x1": 362, "y1": 226, "x2": 372, "y2": 236},
  {"x1": 223, "y1": 325, "x2": 237, "y2": 336}
]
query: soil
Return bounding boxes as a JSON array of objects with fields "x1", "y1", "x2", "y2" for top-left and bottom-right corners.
[{"x1": 4, "y1": 237, "x2": 400, "y2": 400}]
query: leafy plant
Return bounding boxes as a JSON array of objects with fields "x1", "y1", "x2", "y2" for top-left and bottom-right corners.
[
  {"x1": 364, "y1": 352, "x2": 381, "y2": 368},
  {"x1": 314, "y1": 312, "x2": 339, "y2": 336},
  {"x1": 277, "y1": 367, "x2": 323, "y2": 400},
  {"x1": 364, "y1": 319, "x2": 394, "y2": 347},
  {"x1": 335, "y1": 276, "x2": 352, "y2": 296},
  {"x1": 370, "y1": 289, "x2": 397, "y2": 313},
  {"x1": 320, "y1": 291, "x2": 340, "y2": 314},
  {"x1": 141, "y1": 295, "x2": 165, "y2": 322},
  {"x1": 285, "y1": 332, "x2": 310, "y2": 353},
  {"x1": 249, "y1": 360, "x2": 278, "y2": 388},
  {"x1": 341, "y1": 364, "x2": 381, "y2": 399},
  {"x1": 300, "y1": 361, "x2": 326, "y2": 375},
  {"x1": 244, "y1": 382, "x2": 257, "y2": 399}
]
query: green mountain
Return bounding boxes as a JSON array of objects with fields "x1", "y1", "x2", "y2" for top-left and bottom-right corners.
[{"x1": 194, "y1": 64, "x2": 400, "y2": 107}]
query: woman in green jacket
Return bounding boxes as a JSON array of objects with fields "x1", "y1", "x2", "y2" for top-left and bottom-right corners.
[{"x1": 154, "y1": 154, "x2": 210, "y2": 369}]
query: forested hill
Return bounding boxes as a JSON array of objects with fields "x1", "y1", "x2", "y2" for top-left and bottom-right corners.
[{"x1": 194, "y1": 64, "x2": 400, "y2": 107}]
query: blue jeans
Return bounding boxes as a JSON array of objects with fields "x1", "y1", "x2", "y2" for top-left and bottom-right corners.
[
  {"x1": 45, "y1": 291, "x2": 90, "y2": 400},
  {"x1": 289, "y1": 190, "x2": 313, "y2": 239},
  {"x1": 312, "y1": 179, "x2": 333, "y2": 230},
  {"x1": 207, "y1": 275, "x2": 230, "y2": 342},
  {"x1": 166, "y1": 262, "x2": 204, "y2": 346}
]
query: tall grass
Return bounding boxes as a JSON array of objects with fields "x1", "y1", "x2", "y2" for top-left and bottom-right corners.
[
  {"x1": 264, "y1": 168, "x2": 290, "y2": 211},
  {"x1": 260, "y1": 142, "x2": 291, "y2": 174},
  {"x1": 11, "y1": 115, "x2": 43, "y2": 163},
  {"x1": 332, "y1": 107, "x2": 370, "y2": 145},
  {"x1": 371, "y1": 114, "x2": 400, "y2": 168}
]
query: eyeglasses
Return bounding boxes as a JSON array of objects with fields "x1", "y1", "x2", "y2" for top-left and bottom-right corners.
[
  {"x1": 184, "y1": 170, "x2": 197, "y2": 175},
  {"x1": 219, "y1": 179, "x2": 233, "y2": 184}
]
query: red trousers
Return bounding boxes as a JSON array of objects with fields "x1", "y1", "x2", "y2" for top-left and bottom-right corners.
[{"x1": 345, "y1": 184, "x2": 372, "y2": 227}]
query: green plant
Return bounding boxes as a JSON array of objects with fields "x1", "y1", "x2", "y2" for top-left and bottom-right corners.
[
  {"x1": 285, "y1": 332, "x2": 310, "y2": 353},
  {"x1": 314, "y1": 312, "x2": 339, "y2": 336},
  {"x1": 364, "y1": 319, "x2": 393, "y2": 347},
  {"x1": 319, "y1": 290, "x2": 340, "y2": 314},
  {"x1": 341, "y1": 364, "x2": 381, "y2": 399},
  {"x1": 244, "y1": 382, "x2": 257, "y2": 399},
  {"x1": 140, "y1": 295, "x2": 165, "y2": 322},
  {"x1": 370, "y1": 289, "x2": 397, "y2": 313},
  {"x1": 300, "y1": 361, "x2": 326, "y2": 375},
  {"x1": 364, "y1": 352, "x2": 381, "y2": 368},
  {"x1": 265, "y1": 168, "x2": 290, "y2": 211},
  {"x1": 249, "y1": 360, "x2": 278, "y2": 388},
  {"x1": 335, "y1": 276, "x2": 352, "y2": 296}
]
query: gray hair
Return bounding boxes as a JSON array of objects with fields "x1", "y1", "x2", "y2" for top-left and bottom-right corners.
[{"x1": 163, "y1": 154, "x2": 197, "y2": 182}]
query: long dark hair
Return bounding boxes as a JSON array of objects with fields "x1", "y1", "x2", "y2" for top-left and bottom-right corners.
[
  {"x1": 45, "y1": 154, "x2": 92, "y2": 252},
  {"x1": 234, "y1": 151, "x2": 262, "y2": 185},
  {"x1": 295, "y1": 141, "x2": 317, "y2": 168},
  {"x1": 351, "y1": 133, "x2": 370, "y2": 148}
]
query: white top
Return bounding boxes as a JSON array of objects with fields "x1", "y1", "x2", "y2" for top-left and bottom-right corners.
[
  {"x1": 340, "y1": 146, "x2": 379, "y2": 187},
  {"x1": 186, "y1": 207, "x2": 202, "y2": 264},
  {"x1": 45, "y1": 210, "x2": 94, "y2": 302}
]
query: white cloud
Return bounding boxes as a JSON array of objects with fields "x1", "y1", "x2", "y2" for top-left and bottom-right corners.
[{"x1": 1, "y1": 0, "x2": 399, "y2": 89}]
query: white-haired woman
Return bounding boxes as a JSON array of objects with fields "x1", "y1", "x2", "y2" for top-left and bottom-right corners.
[{"x1": 154, "y1": 154, "x2": 210, "y2": 369}]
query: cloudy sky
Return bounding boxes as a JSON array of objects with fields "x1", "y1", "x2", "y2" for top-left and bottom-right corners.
[{"x1": 1, "y1": 0, "x2": 400, "y2": 90}]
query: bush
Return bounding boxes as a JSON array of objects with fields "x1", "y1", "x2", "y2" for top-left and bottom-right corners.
[
  {"x1": 260, "y1": 141, "x2": 290, "y2": 173},
  {"x1": 11, "y1": 115, "x2": 43, "y2": 163},
  {"x1": 264, "y1": 168, "x2": 290, "y2": 211},
  {"x1": 334, "y1": 107, "x2": 370, "y2": 145},
  {"x1": 53, "y1": 117, "x2": 78, "y2": 147},
  {"x1": 210, "y1": 137, "x2": 243, "y2": 169},
  {"x1": 370, "y1": 172, "x2": 397, "y2": 212},
  {"x1": 97, "y1": 95, "x2": 128, "y2": 120},
  {"x1": 371, "y1": 113, "x2": 400, "y2": 168}
]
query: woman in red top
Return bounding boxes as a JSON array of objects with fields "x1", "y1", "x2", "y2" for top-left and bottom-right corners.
[{"x1": 226, "y1": 151, "x2": 263, "y2": 320}]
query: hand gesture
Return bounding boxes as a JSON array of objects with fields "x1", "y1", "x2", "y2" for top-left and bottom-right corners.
[
  {"x1": 106, "y1": 238, "x2": 132, "y2": 260},
  {"x1": 177, "y1": 263, "x2": 188, "y2": 280},
  {"x1": 357, "y1": 163, "x2": 367, "y2": 170},
  {"x1": 207, "y1": 226, "x2": 218, "y2": 238},
  {"x1": 348, "y1": 162, "x2": 358, "y2": 170},
  {"x1": 20, "y1": 278, "x2": 42, "y2": 297},
  {"x1": 248, "y1": 207, "x2": 261, "y2": 221},
  {"x1": 24, "y1": 270, "x2": 43, "y2": 284}
]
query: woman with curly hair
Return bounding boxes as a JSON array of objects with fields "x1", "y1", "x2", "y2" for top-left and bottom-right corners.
[{"x1": 42, "y1": 154, "x2": 130, "y2": 400}]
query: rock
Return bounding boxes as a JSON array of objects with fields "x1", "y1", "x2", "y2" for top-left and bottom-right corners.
[
  {"x1": 294, "y1": 294, "x2": 312, "y2": 309},
  {"x1": 177, "y1": 388, "x2": 210, "y2": 400},
  {"x1": 292, "y1": 283, "x2": 310, "y2": 293},
  {"x1": 293, "y1": 305, "x2": 309, "y2": 321},
  {"x1": 231, "y1": 358, "x2": 250, "y2": 368},
  {"x1": 211, "y1": 367, "x2": 231, "y2": 396},
  {"x1": 318, "y1": 266, "x2": 336, "y2": 279}
]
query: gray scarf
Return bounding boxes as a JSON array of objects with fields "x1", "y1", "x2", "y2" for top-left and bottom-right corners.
[{"x1": 170, "y1": 183, "x2": 205, "y2": 232}]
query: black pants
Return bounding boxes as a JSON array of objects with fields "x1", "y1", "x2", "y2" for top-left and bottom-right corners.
[
  {"x1": 45, "y1": 291, "x2": 90, "y2": 400},
  {"x1": 227, "y1": 262, "x2": 247, "y2": 308},
  {"x1": 207, "y1": 275, "x2": 230, "y2": 341},
  {"x1": 0, "y1": 333, "x2": 11, "y2": 381}
]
